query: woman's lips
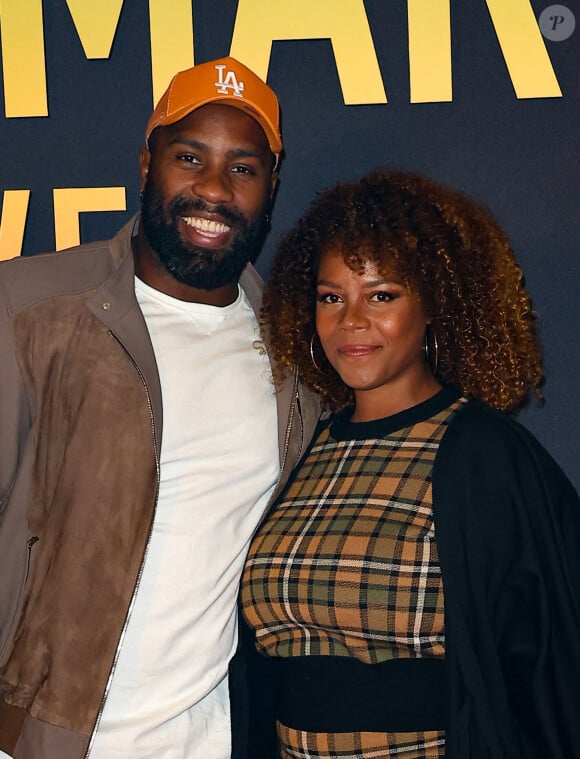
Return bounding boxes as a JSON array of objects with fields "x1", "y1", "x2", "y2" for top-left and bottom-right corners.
[{"x1": 337, "y1": 344, "x2": 381, "y2": 358}]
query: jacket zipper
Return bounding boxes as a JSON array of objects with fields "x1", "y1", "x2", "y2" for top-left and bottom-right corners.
[
  {"x1": 269, "y1": 368, "x2": 303, "y2": 507},
  {"x1": 0, "y1": 536, "x2": 39, "y2": 666},
  {"x1": 25, "y1": 536, "x2": 39, "y2": 581},
  {"x1": 83, "y1": 334, "x2": 161, "y2": 758},
  {"x1": 84, "y1": 358, "x2": 303, "y2": 754}
]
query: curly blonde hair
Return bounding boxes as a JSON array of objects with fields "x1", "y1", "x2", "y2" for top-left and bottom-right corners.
[{"x1": 262, "y1": 168, "x2": 543, "y2": 412}]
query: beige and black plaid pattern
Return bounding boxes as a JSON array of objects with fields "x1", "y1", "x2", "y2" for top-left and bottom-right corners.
[
  {"x1": 242, "y1": 396, "x2": 465, "y2": 758},
  {"x1": 276, "y1": 725, "x2": 446, "y2": 759}
]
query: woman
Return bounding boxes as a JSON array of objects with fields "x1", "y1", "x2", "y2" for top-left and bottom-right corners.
[{"x1": 240, "y1": 168, "x2": 580, "y2": 758}]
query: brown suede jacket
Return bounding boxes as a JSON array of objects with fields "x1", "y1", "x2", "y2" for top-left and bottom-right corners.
[{"x1": 0, "y1": 215, "x2": 321, "y2": 759}]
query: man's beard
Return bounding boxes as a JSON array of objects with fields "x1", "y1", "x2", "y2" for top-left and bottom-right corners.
[{"x1": 140, "y1": 180, "x2": 269, "y2": 290}]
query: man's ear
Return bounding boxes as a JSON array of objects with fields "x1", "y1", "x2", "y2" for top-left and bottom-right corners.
[
  {"x1": 269, "y1": 170, "x2": 279, "y2": 203},
  {"x1": 139, "y1": 145, "x2": 151, "y2": 193}
]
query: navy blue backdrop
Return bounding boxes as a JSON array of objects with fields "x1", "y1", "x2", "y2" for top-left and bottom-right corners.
[{"x1": 1, "y1": 0, "x2": 578, "y2": 488}]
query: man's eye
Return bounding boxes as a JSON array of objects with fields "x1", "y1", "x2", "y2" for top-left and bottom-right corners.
[
  {"x1": 231, "y1": 165, "x2": 255, "y2": 175},
  {"x1": 177, "y1": 154, "x2": 200, "y2": 164}
]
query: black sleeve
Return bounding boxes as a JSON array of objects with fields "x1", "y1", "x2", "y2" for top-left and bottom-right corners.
[
  {"x1": 433, "y1": 402, "x2": 580, "y2": 759},
  {"x1": 230, "y1": 608, "x2": 278, "y2": 759}
]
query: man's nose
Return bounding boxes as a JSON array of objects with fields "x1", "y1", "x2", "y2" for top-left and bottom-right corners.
[{"x1": 192, "y1": 167, "x2": 234, "y2": 205}]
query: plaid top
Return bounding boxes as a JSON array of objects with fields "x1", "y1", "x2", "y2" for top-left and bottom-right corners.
[{"x1": 241, "y1": 388, "x2": 466, "y2": 758}]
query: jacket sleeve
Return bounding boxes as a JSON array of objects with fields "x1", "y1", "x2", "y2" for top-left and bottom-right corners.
[
  {"x1": 0, "y1": 272, "x2": 34, "y2": 665},
  {"x1": 433, "y1": 402, "x2": 580, "y2": 759},
  {"x1": 0, "y1": 277, "x2": 31, "y2": 514}
]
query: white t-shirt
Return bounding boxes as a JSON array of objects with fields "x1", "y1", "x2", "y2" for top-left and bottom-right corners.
[{"x1": 88, "y1": 280, "x2": 279, "y2": 758}]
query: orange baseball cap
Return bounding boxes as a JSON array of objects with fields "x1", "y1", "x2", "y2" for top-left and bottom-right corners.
[{"x1": 145, "y1": 56, "x2": 283, "y2": 158}]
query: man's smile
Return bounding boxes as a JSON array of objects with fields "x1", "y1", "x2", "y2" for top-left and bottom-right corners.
[{"x1": 181, "y1": 216, "x2": 232, "y2": 237}]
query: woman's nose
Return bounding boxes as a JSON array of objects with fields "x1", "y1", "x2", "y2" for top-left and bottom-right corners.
[{"x1": 341, "y1": 300, "x2": 369, "y2": 330}]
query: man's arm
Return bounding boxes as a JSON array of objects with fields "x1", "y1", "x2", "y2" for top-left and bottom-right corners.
[{"x1": 0, "y1": 272, "x2": 33, "y2": 675}]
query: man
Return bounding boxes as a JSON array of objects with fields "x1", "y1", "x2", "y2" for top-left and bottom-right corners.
[{"x1": 0, "y1": 57, "x2": 320, "y2": 759}]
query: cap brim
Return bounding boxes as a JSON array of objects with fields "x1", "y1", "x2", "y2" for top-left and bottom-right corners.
[{"x1": 147, "y1": 97, "x2": 282, "y2": 156}]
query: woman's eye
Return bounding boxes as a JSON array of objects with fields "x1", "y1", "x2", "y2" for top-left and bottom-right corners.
[
  {"x1": 317, "y1": 292, "x2": 341, "y2": 304},
  {"x1": 370, "y1": 291, "x2": 395, "y2": 302}
]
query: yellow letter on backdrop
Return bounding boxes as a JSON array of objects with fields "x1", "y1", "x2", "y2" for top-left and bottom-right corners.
[
  {"x1": 486, "y1": 0, "x2": 561, "y2": 98},
  {"x1": 0, "y1": 191, "x2": 31, "y2": 260},
  {"x1": 0, "y1": 0, "x2": 47, "y2": 117},
  {"x1": 64, "y1": 0, "x2": 125, "y2": 58},
  {"x1": 149, "y1": 0, "x2": 195, "y2": 106},
  {"x1": 408, "y1": 0, "x2": 452, "y2": 103},
  {"x1": 53, "y1": 187, "x2": 126, "y2": 251},
  {"x1": 230, "y1": 0, "x2": 387, "y2": 104}
]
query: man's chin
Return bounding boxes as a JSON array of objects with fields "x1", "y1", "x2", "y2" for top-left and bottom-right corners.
[
  {"x1": 142, "y1": 210, "x2": 262, "y2": 290},
  {"x1": 163, "y1": 250, "x2": 249, "y2": 290}
]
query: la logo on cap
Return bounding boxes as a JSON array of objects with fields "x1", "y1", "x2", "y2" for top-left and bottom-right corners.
[{"x1": 214, "y1": 63, "x2": 245, "y2": 98}]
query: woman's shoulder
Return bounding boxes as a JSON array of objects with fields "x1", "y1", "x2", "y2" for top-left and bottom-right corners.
[
  {"x1": 443, "y1": 398, "x2": 557, "y2": 467},
  {"x1": 435, "y1": 397, "x2": 578, "y2": 516}
]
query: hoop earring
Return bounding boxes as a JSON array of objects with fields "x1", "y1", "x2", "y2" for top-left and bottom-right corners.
[
  {"x1": 423, "y1": 327, "x2": 439, "y2": 374},
  {"x1": 309, "y1": 334, "x2": 331, "y2": 376}
]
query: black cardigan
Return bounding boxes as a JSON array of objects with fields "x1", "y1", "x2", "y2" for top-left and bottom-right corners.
[
  {"x1": 433, "y1": 400, "x2": 580, "y2": 758},
  {"x1": 235, "y1": 399, "x2": 580, "y2": 758}
]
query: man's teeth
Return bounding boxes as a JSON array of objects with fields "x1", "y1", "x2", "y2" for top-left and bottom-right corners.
[{"x1": 182, "y1": 217, "x2": 230, "y2": 234}]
